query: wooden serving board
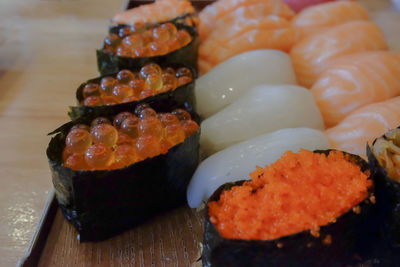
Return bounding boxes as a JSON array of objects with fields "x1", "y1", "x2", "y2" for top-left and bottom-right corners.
[
  {"x1": 39, "y1": 206, "x2": 204, "y2": 267},
  {"x1": 19, "y1": 191, "x2": 205, "y2": 267}
]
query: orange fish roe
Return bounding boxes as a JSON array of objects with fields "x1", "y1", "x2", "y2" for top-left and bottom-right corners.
[
  {"x1": 208, "y1": 149, "x2": 371, "y2": 241},
  {"x1": 63, "y1": 108, "x2": 199, "y2": 171}
]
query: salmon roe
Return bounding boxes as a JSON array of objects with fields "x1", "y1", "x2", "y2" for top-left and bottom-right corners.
[
  {"x1": 81, "y1": 63, "x2": 192, "y2": 106},
  {"x1": 103, "y1": 23, "x2": 192, "y2": 58},
  {"x1": 208, "y1": 149, "x2": 371, "y2": 240},
  {"x1": 63, "y1": 108, "x2": 198, "y2": 170}
]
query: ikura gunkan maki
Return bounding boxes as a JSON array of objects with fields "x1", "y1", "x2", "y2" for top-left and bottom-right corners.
[
  {"x1": 82, "y1": 64, "x2": 192, "y2": 106},
  {"x1": 367, "y1": 127, "x2": 400, "y2": 263},
  {"x1": 47, "y1": 106, "x2": 200, "y2": 241},
  {"x1": 63, "y1": 106, "x2": 199, "y2": 170},
  {"x1": 104, "y1": 22, "x2": 191, "y2": 58},
  {"x1": 203, "y1": 149, "x2": 375, "y2": 267},
  {"x1": 70, "y1": 62, "x2": 195, "y2": 120},
  {"x1": 97, "y1": 22, "x2": 198, "y2": 75}
]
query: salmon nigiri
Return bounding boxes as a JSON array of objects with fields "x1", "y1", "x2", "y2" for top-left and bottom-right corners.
[
  {"x1": 312, "y1": 51, "x2": 400, "y2": 127},
  {"x1": 112, "y1": 0, "x2": 195, "y2": 26},
  {"x1": 199, "y1": 15, "x2": 296, "y2": 74},
  {"x1": 326, "y1": 97, "x2": 400, "y2": 158},
  {"x1": 290, "y1": 21, "x2": 388, "y2": 88},
  {"x1": 199, "y1": 0, "x2": 294, "y2": 41},
  {"x1": 291, "y1": 1, "x2": 369, "y2": 40},
  {"x1": 206, "y1": 4, "x2": 291, "y2": 42}
]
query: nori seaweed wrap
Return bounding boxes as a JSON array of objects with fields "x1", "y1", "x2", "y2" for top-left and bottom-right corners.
[
  {"x1": 202, "y1": 150, "x2": 375, "y2": 267},
  {"x1": 97, "y1": 22, "x2": 198, "y2": 75},
  {"x1": 69, "y1": 63, "x2": 195, "y2": 120},
  {"x1": 367, "y1": 126, "x2": 400, "y2": 264},
  {"x1": 46, "y1": 108, "x2": 200, "y2": 242}
]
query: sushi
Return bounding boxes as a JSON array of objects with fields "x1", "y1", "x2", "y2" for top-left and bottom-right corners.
[
  {"x1": 311, "y1": 51, "x2": 400, "y2": 127},
  {"x1": 290, "y1": 21, "x2": 388, "y2": 88},
  {"x1": 199, "y1": 0, "x2": 294, "y2": 41},
  {"x1": 367, "y1": 127, "x2": 400, "y2": 263},
  {"x1": 97, "y1": 22, "x2": 198, "y2": 75},
  {"x1": 198, "y1": 25, "x2": 297, "y2": 74},
  {"x1": 200, "y1": 85, "x2": 324, "y2": 156},
  {"x1": 203, "y1": 149, "x2": 374, "y2": 266},
  {"x1": 326, "y1": 96, "x2": 400, "y2": 159},
  {"x1": 195, "y1": 50, "x2": 297, "y2": 118},
  {"x1": 111, "y1": 0, "x2": 197, "y2": 27},
  {"x1": 198, "y1": 8, "x2": 296, "y2": 74},
  {"x1": 187, "y1": 127, "x2": 330, "y2": 208},
  {"x1": 291, "y1": 1, "x2": 369, "y2": 40},
  {"x1": 283, "y1": 0, "x2": 336, "y2": 12},
  {"x1": 369, "y1": 128, "x2": 400, "y2": 181},
  {"x1": 197, "y1": 0, "x2": 297, "y2": 74},
  {"x1": 70, "y1": 63, "x2": 195, "y2": 120},
  {"x1": 47, "y1": 106, "x2": 200, "y2": 241}
]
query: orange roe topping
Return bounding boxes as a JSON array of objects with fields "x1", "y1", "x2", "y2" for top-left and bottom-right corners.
[{"x1": 208, "y1": 149, "x2": 371, "y2": 241}]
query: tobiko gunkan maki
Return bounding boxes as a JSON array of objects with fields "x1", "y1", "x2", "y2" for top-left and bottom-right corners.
[
  {"x1": 367, "y1": 126, "x2": 400, "y2": 263},
  {"x1": 97, "y1": 22, "x2": 198, "y2": 75},
  {"x1": 203, "y1": 149, "x2": 375, "y2": 267},
  {"x1": 47, "y1": 106, "x2": 200, "y2": 241},
  {"x1": 70, "y1": 62, "x2": 195, "y2": 119}
]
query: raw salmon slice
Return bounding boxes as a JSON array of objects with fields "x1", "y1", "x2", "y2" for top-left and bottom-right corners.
[
  {"x1": 290, "y1": 21, "x2": 388, "y2": 88},
  {"x1": 292, "y1": 1, "x2": 369, "y2": 40},
  {"x1": 283, "y1": 0, "x2": 336, "y2": 12},
  {"x1": 199, "y1": 0, "x2": 294, "y2": 41},
  {"x1": 112, "y1": 0, "x2": 195, "y2": 25},
  {"x1": 326, "y1": 97, "x2": 400, "y2": 158},
  {"x1": 199, "y1": 26, "x2": 296, "y2": 74},
  {"x1": 198, "y1": 59, "x2": 214, "y2": 75},
  {"x1": 208, "y1": 4, "x2": 291, "y2": 42},
  {"x1": 312, "y1": 51, "x2": 400, "y2": 127}
]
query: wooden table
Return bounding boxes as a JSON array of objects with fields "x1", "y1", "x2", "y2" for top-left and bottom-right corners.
[{"x1": 1, "y1": 0, "x2": 399, "y2": 266}]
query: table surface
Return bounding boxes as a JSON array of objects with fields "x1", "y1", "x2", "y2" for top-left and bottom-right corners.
[{"x1": 0, "y1": 0, "x2": 399, "y2": 266}]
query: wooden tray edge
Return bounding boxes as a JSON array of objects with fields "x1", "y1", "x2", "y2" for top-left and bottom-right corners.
[{"x1": 17, "y1": 189, "x2": 58, "y2": 267}]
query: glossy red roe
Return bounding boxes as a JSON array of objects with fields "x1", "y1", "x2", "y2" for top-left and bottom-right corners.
[
  {"x1": 113, "y1": 112, "x2": 135, "y2": 129},
  {"x1": 181, "y1": 120, "x2": 199, "y2": 137},
  {"x1": 83, "y1": 83, "x2": 100, "y2": 98},
  {"x1": 114, "y1": 143, "x2": 138, "y2": 168},
  {"x1": 84, "y1": 96, "x2": 103, "y2": 106},
  {"x1": 116, "y1": 70, "x2": 135, "y2": 84},
  {"x1": 138, "y1": 117, "x2": 163, "y2": 139},
  {"x1": 90, "y1": 124, "x2": 118, "y2": 147},
  {"x1": 172, "y1": 109, "x2": 191, "y2": 121},
  {"x1": 85, "y1": 144, "x2": 114, "y2": 169},
  {"x1": 91, "y1": 117, "x2": 112, "y2": 126},
  {"x1": 120, "y1": 116, "x2": 140, "y2": 139},
  {"x1": 65, "y1": 128, "x2": 92, "y2": 154},
  {"x1": 112, "y1": 84, "x2": 133, "y2": 101},
  {"x1": 158, "y1": 113, "x2": 179, "y2": 126},
  {"x1": 65, "y1": 153, "x2": 88, "y2": 170},
  {"x1": 164, "y1": 123, "x2": 185, "y2": 147},
  {"x1": 137, "y1": 135, "x2": 161, "y2": 159},
  {"x1": 100, "y1": 77, "x2": 117, "y2": 96}
]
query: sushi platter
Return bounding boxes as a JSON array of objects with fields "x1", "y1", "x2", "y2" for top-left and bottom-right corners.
[{"x1": 18, "y1": 0, "x2": 400, "y2": 266}]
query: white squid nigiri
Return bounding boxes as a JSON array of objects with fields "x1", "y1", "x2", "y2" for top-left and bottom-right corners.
[
  {"x1": 187, "y1": 127, "x2": 330, "y2": 208},
  {"x1": 200, "y1": 84, "x2": 325, "y2": 156},
  {"x1": 195, "y1": 50, "x2": 297, "y2": 118}
]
